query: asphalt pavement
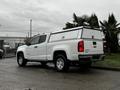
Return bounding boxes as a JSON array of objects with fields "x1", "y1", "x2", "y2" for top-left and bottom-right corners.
[{"x1": 0, "y1": 57, "x2": 120, "y2": 90}]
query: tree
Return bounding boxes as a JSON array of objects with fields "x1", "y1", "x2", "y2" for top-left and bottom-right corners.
[
  {"x1": 88, "y1": 14, "x2": 99, "y2": 28},
  {"x1": 73, "y1": 13, "x2": 88, "y2": 26},
  {"x1": 24, "y1": 37, "x2": 31, "y2": 44},
  {"x1": 63, "y1": 22, "x2": 75, "y2": 30},
  {"x1": 73, "y1": 13, "x2": 78, "y2": 26},
  {"x1": 63, "y1": 13, "x2": 99, "y2": 29},
  {"x1": 100, "y1": 13, "x2": 120, "y2": 53}
]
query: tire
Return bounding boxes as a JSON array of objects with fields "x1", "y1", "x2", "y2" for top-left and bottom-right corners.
[
  {"x1": 55, "y1": 54, "x2": 69, "y2": 72},
  {"x1": 17, "y1": 53, "x2": 27, "y2": 67},
  {"x1": 0, "y1": 52, "x2": 3, "y2": 59},
  {"x1": 0, "y1": 54, "x2": 2, "y2": 59}
]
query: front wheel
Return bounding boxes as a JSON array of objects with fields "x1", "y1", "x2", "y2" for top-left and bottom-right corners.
[
  {"x1": 17, "y1": 53, "x2": 27, "y2": 67},
  {"x1": 55, "y1": 55, "x2": 69, "y2": 72}
]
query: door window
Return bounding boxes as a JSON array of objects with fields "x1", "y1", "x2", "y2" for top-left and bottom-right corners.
[
  {"x1": 39, "y1": 35, "x2": 46, "y2": 43},
  {"x1": 30, "y1": 36, "x2": 40, "y2": 45}
]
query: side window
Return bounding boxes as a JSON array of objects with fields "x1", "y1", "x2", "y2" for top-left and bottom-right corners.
[
  {"x1": 39, "y1": 35, "x2": 46, "y2": 43},
  {"x1": 30, "y1": 36, "x2": 40, "y2": 45}
]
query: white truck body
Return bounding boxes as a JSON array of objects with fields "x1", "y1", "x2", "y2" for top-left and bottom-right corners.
[{"x1": 17, "y1": 27, "x2": 105, "y2": 70}]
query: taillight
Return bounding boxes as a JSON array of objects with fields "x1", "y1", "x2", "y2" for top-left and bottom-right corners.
[{"x1": 78, "y1": 40, "x2": 84, "y2": 52}]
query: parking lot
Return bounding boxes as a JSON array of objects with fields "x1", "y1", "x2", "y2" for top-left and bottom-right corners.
[{"x1": 0, "y1": 57, "x2": 120, "y2": 90}]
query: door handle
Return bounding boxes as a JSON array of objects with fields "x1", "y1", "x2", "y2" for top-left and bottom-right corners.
[{"x1": 34, "y1": 46, "x2": 38, "y2": 48}]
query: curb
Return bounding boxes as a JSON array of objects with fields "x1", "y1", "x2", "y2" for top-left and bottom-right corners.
[
  {"x1": 3, "y1": 55, "x2": 16, "y2": 58},
  {"x1": 91, "y1": 66, "x2": 120, "y2": 71},
  {"x1": 4, "y1": 56, "x2": 16, "y2": 58}
]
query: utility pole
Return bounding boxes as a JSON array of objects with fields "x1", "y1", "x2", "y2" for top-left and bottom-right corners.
[
  {"x1": 28, "y1": 32, "x2": 29, "y2": 37},
  {"x1": 30, "y1": 19, "x2": 32, "y2": 38}
]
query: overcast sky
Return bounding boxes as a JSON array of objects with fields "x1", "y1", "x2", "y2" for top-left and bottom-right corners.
[{"x1": 0, "y1": 0, "x2": 120, "y2": 36}]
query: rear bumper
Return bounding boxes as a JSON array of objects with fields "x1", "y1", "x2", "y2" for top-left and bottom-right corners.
[
  {"x1": 68, "y1": 54, "x2": 105, "y2": 66},
  {"x1": 78, "y1": 54, "x2": 105, "y2": 62}
]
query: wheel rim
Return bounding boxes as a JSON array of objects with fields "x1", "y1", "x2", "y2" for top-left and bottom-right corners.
[
  {"x1": 56, "y1": 58, "x2": 64, "y2": 70},
  {"x1": 18, "y1": 56, "x2": 23, "y2": 65}
]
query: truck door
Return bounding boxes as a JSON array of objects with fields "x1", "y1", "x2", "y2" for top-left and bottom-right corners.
[
  {"x1": 26, "y1": 35, "x2": 47, "y2": 60},
  {"x1": 26, "y1": 35, "x2": 40, "y2": 60},
  {"x1": 36, "y1": 35, "x2": 47, "y2": 60}
]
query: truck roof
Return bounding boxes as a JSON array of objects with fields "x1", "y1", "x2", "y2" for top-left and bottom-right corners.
[
  {"x1": 51, "y1": 26, "x2": 101, "y2": 34},
  {"x1": 32, "y1": 26, "x2": 101, "y2": 37}
]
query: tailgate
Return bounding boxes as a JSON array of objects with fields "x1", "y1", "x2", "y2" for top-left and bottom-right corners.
[
  {"x1": 81, "y1": 28, "x2": 104, "y2": 54},
  {"x1": 83, "y1": 39, "x2": 104, "y2": 54}
]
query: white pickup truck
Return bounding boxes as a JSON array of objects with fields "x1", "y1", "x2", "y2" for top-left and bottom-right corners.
[{"x1": 17, "y1": 26, "x2": 105, "y2": 71}]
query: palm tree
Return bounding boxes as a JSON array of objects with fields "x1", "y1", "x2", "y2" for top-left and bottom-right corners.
[
  {"x1": 73, "y1": 13, "x2": 99, "y2": 28},
  {"x1": 63, "y1": 22, "x2": 75, "y2": 30},
  {"x1": 100, "y1": 13, "x2": 120, "y2": 53},
  {"x1": 88, "y1": 14, "x2": 99, "y2": 28},
  {"x1": 63, "y1": 13, "x2": 99, "y2": 29}
]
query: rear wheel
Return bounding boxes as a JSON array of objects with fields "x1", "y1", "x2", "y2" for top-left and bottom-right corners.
[
  {"x1": 17, "y1": 53, "x2": 27, "y2": 67},
  {"x1": 55, "y1": 54, "x2": 69, "y2": 72}
]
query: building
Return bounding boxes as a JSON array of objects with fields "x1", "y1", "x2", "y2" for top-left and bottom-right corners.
[{"x1": 0, "y1": 32, "x2": 26, "y2": 49}]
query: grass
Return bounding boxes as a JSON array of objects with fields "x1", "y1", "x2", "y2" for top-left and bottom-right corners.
[{"x1": 92, "y1": 53, "x2": 120, "y2": 68}]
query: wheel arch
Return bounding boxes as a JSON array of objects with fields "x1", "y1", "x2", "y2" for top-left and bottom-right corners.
[
  {"x1": 17, "y1": 51, "x2": 24, "y2": 58},
  {"x1": 53, "y1": 50, "x2": 67, "y2": 61}
]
